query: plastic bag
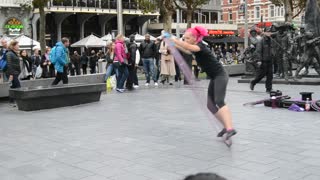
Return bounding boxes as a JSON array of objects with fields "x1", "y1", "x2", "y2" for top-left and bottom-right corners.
[{"x1": 35, "y1": 66, "x2": 42, "y2": 79}]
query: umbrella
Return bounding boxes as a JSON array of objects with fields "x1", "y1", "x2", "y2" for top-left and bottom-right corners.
[
  {"x1": 13, "y1": 35, "x2": 40, "y2": 47},
  {"x1": 101, "y1": 33, "x2": 113, "y2": 41},
  {"x1": 71, "y1": 34, "x2": 106, "y2": 48}
]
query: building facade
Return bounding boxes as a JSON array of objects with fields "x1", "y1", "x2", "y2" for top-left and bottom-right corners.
[
  {"x1": 0, "y1": 0, "x2": 32, "y2": 37},
  {"x1": 148, "y1": 0, "x2": 238, "y2": 36},
  {"x1": 0, "y1": 0, "x2": 159, "y2": 46},
  {"x1": 221, "y1": 0, "x2": 303, "y2": 29}
]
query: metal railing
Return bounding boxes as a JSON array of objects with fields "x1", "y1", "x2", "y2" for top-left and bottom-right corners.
[
  {"x1": 48, "y1": 0, "x2": 149, "y2": 10},
  {"x1": 0, "y1": 0, "x2": 30, "y2": 6}
]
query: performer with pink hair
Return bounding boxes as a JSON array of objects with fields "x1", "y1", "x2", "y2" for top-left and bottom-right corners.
[{"x1": 169, "y1": 26, "x2": 237, "y2": 140}]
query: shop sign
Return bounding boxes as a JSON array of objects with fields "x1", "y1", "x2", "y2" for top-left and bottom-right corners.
[
  {"x1": 208, "y1": 30, "x2": 235, "y2": 35},
  {"x1": 4, "y1": 18, "x2": 24, "y2": 29}
]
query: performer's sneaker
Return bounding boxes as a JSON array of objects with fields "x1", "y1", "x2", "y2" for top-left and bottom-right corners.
[
  {"x1": 217, "y1": 128, "x2": 227, "y2": 137},
  {"x1": 250, "y1": 82, "x2": 255, "y2": 91},
  {"x1": 226, "y1": 129, "x2": 237, "y2": 140}
]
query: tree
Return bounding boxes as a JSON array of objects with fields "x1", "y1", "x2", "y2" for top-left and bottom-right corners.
[
  {"x1": 32, "y1": 0, "x2": 49, "y2": 54},
  {"x1": 174, "y1": 0, "x2": 210, "y2": 28},
  {"x1": 269, "y1": 0, "x2": 320, "y2": 22},
  {"x1": 136, "y1": 0, "x2": 176, "y2": 32}
]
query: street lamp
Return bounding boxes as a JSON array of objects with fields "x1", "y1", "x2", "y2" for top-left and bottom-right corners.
[
  {"x1": 195, "y1": 11, "x2": 207, "y2": 24},
  {"x1": 244, "y1": 0, "x2": 248, "y2": 49}
]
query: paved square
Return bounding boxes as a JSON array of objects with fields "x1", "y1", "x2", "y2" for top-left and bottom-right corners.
[{"x1": 0, "y1": 78, "x2": 319, "y2": 180}]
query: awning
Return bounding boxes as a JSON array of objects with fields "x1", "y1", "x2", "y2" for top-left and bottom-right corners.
[{"x1": 205, "y1": 36, "x2": 244, "y2": 43}]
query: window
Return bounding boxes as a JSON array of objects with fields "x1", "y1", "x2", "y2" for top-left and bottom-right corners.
[
  {"x1": 270, "y1": 5, "x2": 275, "y2": 17},
  {"x1": 229, "y1": 0, "x2": 232, "y2": 4},
  {"x1": 229, "y1": 10, "x2": 233, "y2": 20},
  {"x1": 255, "y1": 6, "x2": 261, "y2": 19},
  {"x1": 280, "y1": 7, "x2": 284, "y2": 16}
]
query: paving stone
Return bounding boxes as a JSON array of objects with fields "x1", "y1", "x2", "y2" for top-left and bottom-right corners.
[{"x1": 1, "y1": 78, "x2": 320, "y2": 180}]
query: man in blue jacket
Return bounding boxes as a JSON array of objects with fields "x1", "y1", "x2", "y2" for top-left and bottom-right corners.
[{"x1": 52, "y1": 37, "x2": 70, "y2": 85}]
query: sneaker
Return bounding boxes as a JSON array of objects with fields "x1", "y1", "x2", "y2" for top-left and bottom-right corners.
[
  {"x1": 169, "y1": 82, "x2": 173, "y2": 85},
  {"x1": 133, "y1": 85, "x2": 139, "y2": 89},
  {"x1": 250, "y1": 82, "x2": 255, "y2": 91},
  {"x1": 217, "y1": 128, "x2": 227, "y2": 137},
  {"x1": 226, "y1": 129, "x2": 237, "y2": 140},
  {"x1": 154, "y1": 82, "x2": 158, "y2": 86},
  {"x1": 10, "y1": 103, "x2": 17, "y2": 108},
  {"x1": 145, "y1": 83, "x2": 149, "y2": 87},
  {"x1": 116, "y1": 88, "x2": 124, "y2": 93}
]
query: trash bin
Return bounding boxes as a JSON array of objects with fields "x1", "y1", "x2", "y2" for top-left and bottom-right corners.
[{"x1": 97, "y1": 59, "x2": 107, "y2": 73}]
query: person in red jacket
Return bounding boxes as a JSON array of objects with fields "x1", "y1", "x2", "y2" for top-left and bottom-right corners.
[{"x1": 114, "y1": 34, "x2": 129, "y2": 93}]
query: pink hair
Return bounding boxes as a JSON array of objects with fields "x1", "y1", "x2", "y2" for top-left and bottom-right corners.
[{"x1": 186, "y1": 26, "x2": 208, "y2": 43}]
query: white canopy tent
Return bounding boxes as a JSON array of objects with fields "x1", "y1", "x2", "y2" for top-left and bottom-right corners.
[
  {"x1": 101, "y1": 33, "x2": 113, "y2": 41},
  {"x1": 134, "y1": 34, "x2": 156, "y2": 41},
  {"x1": 71, "y1": 34, "x2": 106, "y2": 48},
  {"x1": 13, "y1": 35, "x2": 40, "y2": 47}
]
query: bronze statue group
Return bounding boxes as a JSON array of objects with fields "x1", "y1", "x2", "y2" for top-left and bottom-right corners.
[{"x1": 243, "y1": 23, "x2": 320, "y2": 92}]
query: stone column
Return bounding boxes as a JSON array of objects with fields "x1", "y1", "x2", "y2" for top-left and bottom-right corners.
[
  {"x1": 31, "y1": 14, "x2": 40, "y2": 41},
  {"x1": 55, "y1": 14, "x2": 72, "y2": 41}
]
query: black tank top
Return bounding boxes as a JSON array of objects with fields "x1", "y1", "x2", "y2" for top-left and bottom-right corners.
[{"x1": 194, "y1": 42, "x2": 225, "y2": 79}]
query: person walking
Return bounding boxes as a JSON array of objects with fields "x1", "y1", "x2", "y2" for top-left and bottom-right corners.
[
  {"x1": 250, "y1": 29, "x2": 274, "y2": 93},
  {"x1": 89, "y1": 50, "x2": 98, "y2": 74},
  {"x1": 19, "y1": 50, "x2": 32, "y2": 80},
  {"x1": 114, "y1": 34, "x2": 129, "y2": 93},
  {"x1": 139, "y1": 34, "x2": 158, "y2": 86},
  {"x1": 51, "y1": 37, "x2": 70, "y2": 85},
  {"x1": 80, "y1": 52, "x2": 89, "y2": 75},
  {"x1": 6, "y1": 40, "x2": 21, "y2": 107},
  {"x1": 159, "y1": 40, "x2": 176, "y2": 85}
]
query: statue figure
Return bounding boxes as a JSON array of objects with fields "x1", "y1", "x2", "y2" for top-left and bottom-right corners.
[
  {"x1": 244, "y1": 27, "x2": 262, "y2": 75},
  {"x1": 295, "y1": 31, "x2": 320, "y2": 78}
]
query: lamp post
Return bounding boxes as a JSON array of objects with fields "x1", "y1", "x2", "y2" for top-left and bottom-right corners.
[
  {"x1": 244, "y1": 0, "x2": 248, "y2": 49},
  {"x1": 176, "y1": 9, "x2": 180, "y2": 38},
  {"x1": 117, "y1": 0, "x2": 124, "y2": 35}
]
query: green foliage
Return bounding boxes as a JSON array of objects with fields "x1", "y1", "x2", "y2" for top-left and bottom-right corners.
[
  {"x1": 135, "y1": 0, "x2": 158, "y2": 13},
  {"x1": 177, "y1": 0, "x2": 210, "y2": 10}
]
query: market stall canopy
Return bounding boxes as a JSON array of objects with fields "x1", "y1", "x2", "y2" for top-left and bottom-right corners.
[
  {"x1": 13, "y1": 35, "x2": 40, "y2": 47},
  {"x1": 205, "y1": 36, "x2": 244, "y2": 44},
  {"x1": 101, "y1": 33, "x2": 113, "y2": 41},
  {"x1": 71, "y1": 34, "x2": 106, "y2": 48},
  {"x1": 134, "y1": 34, "x2": 156, "y2": 41},
  {"x1": 0, "y1": 36, "x2": 12, "y2": 43}
]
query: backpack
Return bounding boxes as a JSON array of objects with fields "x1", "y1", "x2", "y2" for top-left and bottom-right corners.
[
  {"x1": 0, "y1": 50, "x2": 7, "y2": 71},
  {"x1": 49, "y1": 46, "x2": 57, "y2": 64}
]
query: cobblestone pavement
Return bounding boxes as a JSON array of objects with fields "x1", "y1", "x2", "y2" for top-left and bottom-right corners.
[{"x1": 0, "y1": 77, "x2": 319, "y2": 180}]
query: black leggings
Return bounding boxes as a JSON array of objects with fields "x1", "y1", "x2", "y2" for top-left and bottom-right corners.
[{"x1": 207, "y1": 73, "x2": 228, "y2": 114}]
